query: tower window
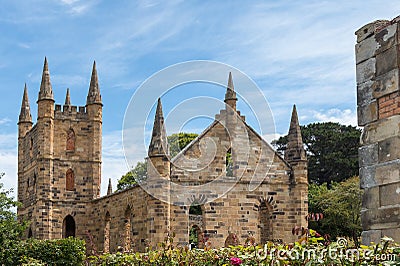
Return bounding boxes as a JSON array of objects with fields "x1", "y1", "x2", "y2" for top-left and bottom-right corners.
[
  {"x1": 226, "y1": 148, "x2": 233, "y2": 177},
  {"x1": 66, "y1": 128, "x2": 75, "y2": 151},
  {"x1": 66, "y1": 169, "x2": 75, "y2": 191}
]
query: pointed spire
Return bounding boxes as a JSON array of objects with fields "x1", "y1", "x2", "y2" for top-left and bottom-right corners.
[
  {"x1": 224, "y1": 72, "x2": 237, "y2": 111},
  {"x1": 38, "y1": 57, "x2": 54, "y2": 101},
  {"x1": 19, "y1": 84, "x2": 32, "y2": 124},
  {"x1": 86, "y1": 61, "x2": 102, "y2": 105},
  {"x1": 65, "y1": 88, "x2": 71, "y2": 105},
  {"x1": 107, "y1": 178, "x2": 113, "y2": 195},
  {"x1": 284, "y1": 105, "x2": 306, "y2": 162},
  {"x1": 148, "y1": 98, "x2": 169, "y2": 157}
]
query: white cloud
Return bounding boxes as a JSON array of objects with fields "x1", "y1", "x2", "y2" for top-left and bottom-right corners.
[
  {"x1": 312, "y1": 108, "x2": 357, "y2": 126},
  {"x1": 0, "y1": 118, "x2": 11, "y2": 125}
]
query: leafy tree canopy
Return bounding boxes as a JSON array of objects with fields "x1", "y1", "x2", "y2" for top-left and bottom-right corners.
[
  {"x1": 117, "y1": 133, "x2": 198, "y2": 191},
  {"x1": 272, "y1": 122, "x2": 361, "y2": 185},
  {"x1": 308, "y1": 176, "x2": 363, "y2": 246},
  {"x1": 116, "y1": 161, "x2": 147, "y2": 191},
  {"x1": 0, "y1": 172, "x2": 27, "y2": 261},
  {"x1": 168, "y1": 132, "x2": 198, "y2": 158}
]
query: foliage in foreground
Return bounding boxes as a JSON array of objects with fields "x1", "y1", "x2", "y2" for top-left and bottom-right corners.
[
  {"x1": 308, "y1": 176, "x2": 363, "y2": 246},
  {"x1": 87, "y1": 237, "x2": 400, "y2": 265},
  {"x1": 3, "y1": 237, "x2": 86, "y2": 266},
  {"x1": 0, "y1": 172, "x2": 28, "y2": 263}
]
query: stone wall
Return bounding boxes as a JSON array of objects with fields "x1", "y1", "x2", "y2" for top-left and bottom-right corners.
[{"x1": 356, "y1": 17, "x2": 400, "y2": 244}]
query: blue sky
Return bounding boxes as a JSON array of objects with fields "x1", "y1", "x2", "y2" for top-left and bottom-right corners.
[{"x1": 1, "y1": 0, "x2": 400, "y2": 196}]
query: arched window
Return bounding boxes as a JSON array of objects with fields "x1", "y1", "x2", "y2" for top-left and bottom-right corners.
[
  {"x1": 66, "y1": 128, "x2": 75, "y2": 151},
  {"x1": 30, "y1": 138, "x2": 33, "y2": 157},
  {"x1": 226, "y1": 148, "x2": 233, "y2": 177},
  {"x1": 33, "y1": 173, "x2": 36, "y2": 193},
  {"x1": 189, "y1": 203, "x2": 204, "y2": 248},
  {"x1": 189, "y1": 225, "x2": 201, "y2": 248},
  {"x1": 259, "y1": 200, "x2": 273, "y2": 243},
  {"x1": 123, "y1": 206, "x2": 132, "y2": 251},
  {"x1": 104, "y1": 212, "x2": 111, "y2": 253},
  {"x1": 66, "y1": 169, "x2": 74, "y2": 191},
  {"x1": 28, "y1": 227, "x2": 33, "y2": 238},
  {"x1": 63, "y1": 215, "x2": 76, "y2": 238}
]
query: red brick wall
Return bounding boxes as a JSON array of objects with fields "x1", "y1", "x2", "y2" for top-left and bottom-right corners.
[{"x1": 378, "y1": 91, "x2": 400, "y2": 119}]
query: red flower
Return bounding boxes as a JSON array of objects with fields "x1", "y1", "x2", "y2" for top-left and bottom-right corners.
[{"x1": 230, "y1": 257, "x2": 242, "y2": 265}]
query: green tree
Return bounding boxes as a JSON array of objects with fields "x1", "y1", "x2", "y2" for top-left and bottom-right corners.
[
  {"x1": 308, "y1": 176, "x2": 363, "y2": 246},
  {"x1": 272, "y1": 122, "x2": 361, "y2": 186},
  {"x1": 168, "y1": 132, "x2": 198, "y2": 157},
  {"x1": 116, "y1": 161, "x2": 147, "y2": 191},
  {"x1": 0, "y1": 172, "x2": 27, "y2": 263},
  {"x1": 117, "y1": 133, "x2": 198, "y2": 191}
]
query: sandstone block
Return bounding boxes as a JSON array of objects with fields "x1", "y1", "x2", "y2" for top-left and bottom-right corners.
[
  {"x1": 379, "y1": 182, "x2": 400, "y2": 207},
  {"x1": 355, "y1": 20, "x2": 390, "y2": 43},
  {"x1": 361, "y1": 205, "x2": 400, "y2": 230},
  {"x1": 378, "y1": 136, "x2": 400, "y2": 163},
  {"x1": 376, "y1": 45, "x2": 398, "y2": 77},
  {"x1": 360, "y1": 165, "x2": 377, "y2": 189},
  {"x1": 362, "y1": 186, "x2": 380, "y2": 209},
  {"x1": 375, "y1": 23, "x2": 398, "y2": 55},
  {"x1": 357, "y1": 80, "x2": 374, "y2": 106},
  {"x1": 361, "y1": 230, "x2": 381, "y2": 245},
  {"x1": 356, "y1": 58, "x2": 376, "y2": 85},
  {"x1": 355, "y1": 35, "x2": 379, "y2": 64},
  {"x1": 359, "y1": 143, "x2": 378, "y2": 167},
  {"x1": 357, "y1": 100, "x2": 377, "y2": 126},
  {"x1": 381, "y1": 228, "x2": 400, "y2": 242},
  {"x1": 372, "y1": 69, "x2": 399, "y2": 99},
  {"x1": 375, "y1": 161, "x2": 400, "y2": 186},
  {"x1": 361, "y1": 115, "x2": 400, "y2": 145}
]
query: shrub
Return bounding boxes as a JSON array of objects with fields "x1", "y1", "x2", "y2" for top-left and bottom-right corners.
[{"x1": 2, "y1": 237, "x2": 85, "y2": 266}]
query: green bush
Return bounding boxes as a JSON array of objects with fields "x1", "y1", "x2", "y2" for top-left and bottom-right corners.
[
  {"x1": 86, "y1": 237, "x2": 400, "y2": 265},
  {"x1": 2, "y1": 237, "x2": 85, "y2": 266}
]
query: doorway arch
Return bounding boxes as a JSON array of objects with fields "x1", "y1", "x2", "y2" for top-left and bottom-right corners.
[{"x1": 63, "y1": 215, "x2": 76, "y2": 238}]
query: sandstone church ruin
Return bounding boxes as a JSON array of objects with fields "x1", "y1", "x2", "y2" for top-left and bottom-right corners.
[{"x1": 17, "y1": 58, "x2": 308, "y2": 252}]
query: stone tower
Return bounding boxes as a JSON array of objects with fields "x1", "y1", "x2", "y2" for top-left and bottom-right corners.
[
  {"x1": 17, "y1": 58, "x2": 103, "y2": 239},
  {"x1": 356, "y1": 17, "x2": 400, "y2": 244}
]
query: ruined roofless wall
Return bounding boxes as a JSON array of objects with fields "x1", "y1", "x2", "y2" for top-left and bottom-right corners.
[{"x1": 356, "y1": 17, "x2": 400, "y2": 244}]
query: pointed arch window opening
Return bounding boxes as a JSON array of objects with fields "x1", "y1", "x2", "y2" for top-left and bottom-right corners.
[
  {"x1": 226, "y1": 148, "x2": 233, "y2": 177},
  {"x1": 259, "y1": 201, "x2": 273, "y2": 244},
  {"x1": 66, "y1": 128, "x2": 76, "y2": 151},
  {"x1": 63, "y1": 215, "x2": 75, "y2": 238},
  {"x1": 66, "y1": 169, "x2": 75, "y2": 191},
  {"x1": 28, "y1": 227, "x2": 33, "y2": 238},
  {"x1": 189, "y1": 202, "x2": 204, "y2": 248},
  {"x1": 104, "y1": 212, "x2": 111, "y2": 253},
  {"x1": 123, "y1": 206, "x2": 132, "y2": 252},
  {"x1": 29, "y1": 137, "x2": 33, "y2": 158}
]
